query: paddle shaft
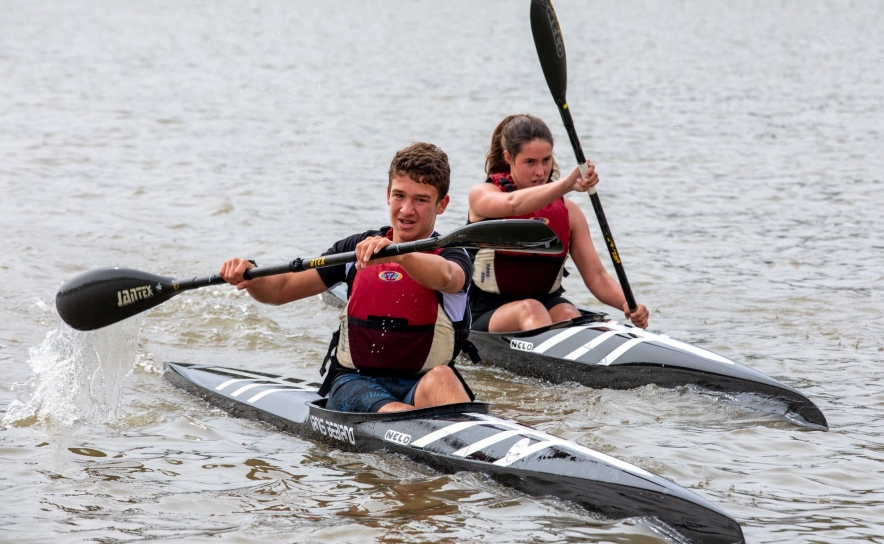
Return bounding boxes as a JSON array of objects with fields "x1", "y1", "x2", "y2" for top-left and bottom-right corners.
[
  {"x1": 554, "y1": 100, "x2": 637, "y2": 312},
  {"x1": 176, "y1": 236, "x2": 444, "y2": 292},
  {"x1": 531, "y1": 0, "x2": 637, "y2": 312},
  {"x1": 55, "y1": 219, "x2": 563, "y2": 331}
]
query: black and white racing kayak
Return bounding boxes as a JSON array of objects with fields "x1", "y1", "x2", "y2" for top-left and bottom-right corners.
[
  {"x1": 468, "y1": 310, "x2": 827, "y2": 429},
  {"x1": 165, "y1": 362, "x2": 744, "y2": 544},
  {"x1": 323, "y1": 285, "x2": 827, "y2": 429}
]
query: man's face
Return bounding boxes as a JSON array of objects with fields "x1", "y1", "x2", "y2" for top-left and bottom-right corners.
[{"x1": 386, "y1": 174, "x2": 449, "y2": 243}]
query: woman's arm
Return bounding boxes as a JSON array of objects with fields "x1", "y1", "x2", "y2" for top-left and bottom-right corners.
[
  {"x1": 467, "y1": 164, "x2": 595, "y2": 222},
  {"x1": 566, "y1": 199, "x2": 649, "y2": 327}
]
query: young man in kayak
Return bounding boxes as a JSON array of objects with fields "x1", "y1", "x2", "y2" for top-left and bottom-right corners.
[
  {"x1": 468, "y1": 114, "x2": 649, "y2": 332},
  {"x1": 219, "y1": 143, "x2": 474, "y2": 413}
]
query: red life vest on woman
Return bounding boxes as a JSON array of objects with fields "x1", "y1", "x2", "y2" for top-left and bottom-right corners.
[{"x1": 472, "y1": 173, "x2": 571, "y2": 297}]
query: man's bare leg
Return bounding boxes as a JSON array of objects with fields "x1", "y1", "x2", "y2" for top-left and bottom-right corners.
[
  {"x1": 413, "y1": 366, "x2": 470, "y2": 408},
  {"x1": 377, "y1": 401, "x2": 413, "y2": 413},
  {"x1": 376, "y1": 366, "x2": 470, "y2": 413}
]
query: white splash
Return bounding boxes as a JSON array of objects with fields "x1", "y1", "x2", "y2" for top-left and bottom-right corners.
[{"x1": 3, "y1": 317, "x2": 142, "y2": 427}]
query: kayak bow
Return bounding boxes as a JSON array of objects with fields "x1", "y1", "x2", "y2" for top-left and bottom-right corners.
[{"x1": 165, "y1": 362, "x2": 744, "y2": 544}]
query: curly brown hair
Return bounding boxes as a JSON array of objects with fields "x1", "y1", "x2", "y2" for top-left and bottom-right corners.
[
  {"x1": 485, "y1": 114, "x2": 560, "y2": 181},
  {"x1": 388, "y1": 142, "x2": 451, "y2": 201}
]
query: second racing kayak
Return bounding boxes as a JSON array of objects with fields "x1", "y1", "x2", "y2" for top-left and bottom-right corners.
[
  {"x1": 323, "y1": 284, "x2": 827, "y2": 429},
  {"x1": 468, "y1": 309, "x2": 827, "y2": 429}
]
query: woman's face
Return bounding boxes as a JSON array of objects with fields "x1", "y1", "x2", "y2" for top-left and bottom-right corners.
[{"x1": 505, "y1": 139, "x2": 554, "y2": 190}]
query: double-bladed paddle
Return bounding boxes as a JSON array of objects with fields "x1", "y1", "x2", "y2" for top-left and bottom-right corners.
[
  {"x1": 530, "y1": 0, "x2": 637, "y2": 312},
  {"x1": 56, "y1": 219, "x2": 562, "y2": 331}
]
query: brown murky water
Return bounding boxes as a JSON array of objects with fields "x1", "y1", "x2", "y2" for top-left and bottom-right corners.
[{"x1": 2, "y1": 1, "x2": 883, "y2": 542}]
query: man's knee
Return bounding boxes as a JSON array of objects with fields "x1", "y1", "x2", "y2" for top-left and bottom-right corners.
[
  {"x1": 415, "y1": 366, "x2": 464, "y2": 405},
  {"x1": 421, "y1": 365, "x2": 458, "y2": 388}
]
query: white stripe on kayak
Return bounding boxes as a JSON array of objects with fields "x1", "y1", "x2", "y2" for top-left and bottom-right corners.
[
  {"x1": 496, "y1": 433, "x2": 653, "y2": 476},
  {"x1": 452, "y1": 430, "x2": 544, "y2": 458},
  {"x1": 563, "y1": 330, "x2": 618, "y2": 361},
  {"x1": 532, "y1": 326, "x2": 591, "y2": 354},
  {"x1": 580, "y1": 320, "x2": 735, "y2": 366},
  {"x1": 217, "y1": 367, "x2": 308, "y2": 384},
  {"x1": 480, "y1": 418, "x2": 655, "y2": 477},
  {"x1": 655, "y1": 336, "x2": 735, "y2": 365},
  {"x1": 598, "y1": 337, "x2": 650, "y2": 366},
  {"x1": 231, "y1": 382, "x2": 271, "y2": 396},
  {"x1": 612, "y1": 321, "x2": 735, "y2": 366},
  {"x1": 215, "y1": 378, "x2": 254, "y2": 391},
  {"x1": 247, "y1": 388, "x2": 306, "y2": 403},
  {"x1": 493, "y1": 439, "x2": 558, "y2": 466},
  {"x1": 410, "y1": 420, "x2": 487, "y2": 448},
  {"x1": 207, "y1": 368, "x2": 314, "y2": 392},
  {"x1": 475, "y1": 415, "x2": 653, "y2": 477},
  {"x1": 231, "y1": 382, "x2": 304, "y2": 397},
  {"x1": 407, "y1": 413, "x2": 653, "y2": 478}
]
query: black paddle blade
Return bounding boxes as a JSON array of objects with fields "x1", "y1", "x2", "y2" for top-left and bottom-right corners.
[
  {"x1": 530, "y1": 0, "x2": 568, "y2": 102},
  {"x1": 56, "y1": 268, "x2": 181, "y2": 331},
  {"x1": 444, "y1": 219, "x2": 563, "y2": 254}
]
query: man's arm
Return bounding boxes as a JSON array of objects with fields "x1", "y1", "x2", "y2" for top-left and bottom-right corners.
[
  {"x1": 354, "y1": 236, "x2": 470, "y2": 295},
  {"x1": 397, "y1": 251, "x2": 466, "y2": 294},
  {"x1": 218, "y1": 258, "x2": 329, "y2": 305},
  {"x1": 220, "y1": 231, "x2": 373, "y2": 305}
]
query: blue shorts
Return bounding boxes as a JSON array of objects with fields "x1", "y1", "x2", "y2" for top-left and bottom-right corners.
[{"x1": 325, "y1": 373, "x2": 420, "y2": 413}]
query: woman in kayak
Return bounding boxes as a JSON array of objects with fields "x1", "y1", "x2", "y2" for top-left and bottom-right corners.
[{"x1": 468, "y1": 114, "x2": 649, "y2": 332}]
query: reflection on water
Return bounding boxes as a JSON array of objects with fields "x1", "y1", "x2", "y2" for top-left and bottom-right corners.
[{"x1": 0, "y1": 414, "x2": 671, "y2": 543}]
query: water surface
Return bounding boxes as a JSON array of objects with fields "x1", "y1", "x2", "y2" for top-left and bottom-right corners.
[{"x1": 2, "y1": 1, "x2": 883, "y2": 542}]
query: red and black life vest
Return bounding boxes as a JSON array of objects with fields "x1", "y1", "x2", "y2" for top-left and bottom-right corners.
[
  {"x1": 326, "y1": 229, "x2": 468, "y2": 375},
  {"x1": 472, "y1": 173, "x2": 571, "y2": 297}
]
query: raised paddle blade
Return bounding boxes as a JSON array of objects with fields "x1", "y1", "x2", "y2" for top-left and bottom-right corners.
[
  {"x1": 439, "y1": 219, "x2": 563, "y2": 254},
  {"x1": 56, "y1": 268, "x2": 182, "y2": 331},
  {"x1": 530, "y1": 0, "x2": 568, "y2": 103}
]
